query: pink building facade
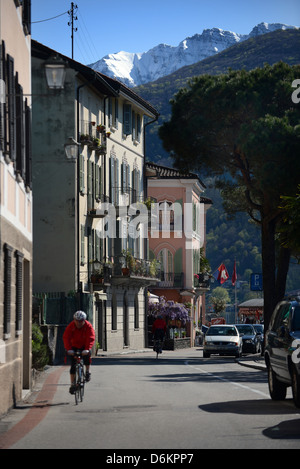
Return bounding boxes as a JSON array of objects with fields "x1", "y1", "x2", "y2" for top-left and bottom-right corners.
[{"x1": 146, "y1": 163, "x2": 212, "y2": 345}]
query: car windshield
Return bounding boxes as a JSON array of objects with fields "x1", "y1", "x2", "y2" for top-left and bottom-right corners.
[
  {"x1": 253, "y1": 325, "x2": 264, "y2": 334},
  {"x1": 207, "y1": 326, "x2": 237, "y2": 336},
  {"x1": 236, "y1": 325, "x2": 254, "y2": 335},
  {"x1": 292, "y1": 305, "x2": 300, "y2": 331}
]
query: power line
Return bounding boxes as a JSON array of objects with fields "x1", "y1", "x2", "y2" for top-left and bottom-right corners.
[{"x1": 32, "y1": 11, "x2": 69, "y2": 24}]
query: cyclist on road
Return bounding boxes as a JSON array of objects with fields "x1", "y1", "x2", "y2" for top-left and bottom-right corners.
[
  {"x1": 63, "y1": 311, "x2": 95, "y2": 395},
  {"x1": 152, "y1": 315, "x2": 167, "y2": 351}
]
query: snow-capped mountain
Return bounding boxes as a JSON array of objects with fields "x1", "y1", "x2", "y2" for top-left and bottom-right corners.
[{"x1": 89, "y1": 23, "x2": 298, "y2": 88}]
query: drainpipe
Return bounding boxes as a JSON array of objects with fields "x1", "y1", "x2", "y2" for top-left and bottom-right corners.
[
  {"x1": 103, "y1": 95, "x2": 109, "y2": 262},
  {"x1": 76, "y1": 83, "x2": 87, "y2": 307}
]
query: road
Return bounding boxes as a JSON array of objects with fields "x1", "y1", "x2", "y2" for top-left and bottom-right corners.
[{"x1": 0, "y1": 348, "x2": 300, "y2": 450}]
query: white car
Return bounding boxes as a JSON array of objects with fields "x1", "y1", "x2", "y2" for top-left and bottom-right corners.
[{"x1": 203, "y1": 325, "x2": 242, "y2": 358}]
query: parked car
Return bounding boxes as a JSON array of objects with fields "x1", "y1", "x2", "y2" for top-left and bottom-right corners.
[
  {"x1": 203, "y1": 325, "x2": 242, "y2": 358},
  {"x1": 235, "y1": 324, "x2": 261, "y2": 354},
  {"x1": 253, "y1": 324, "x2": 264, "y2": 354},
  {"x1": 264, "y1": 292, "x2": 300, "y2": 408}
]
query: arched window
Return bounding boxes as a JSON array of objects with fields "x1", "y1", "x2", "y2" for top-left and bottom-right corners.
[{"x1": 158, "y1": 248, "x2": 173, "y2": 285}]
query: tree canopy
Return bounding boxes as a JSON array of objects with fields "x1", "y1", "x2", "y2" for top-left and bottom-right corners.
[{"x1": 159, "y1": 62, "x2": 300, "y2": 328}]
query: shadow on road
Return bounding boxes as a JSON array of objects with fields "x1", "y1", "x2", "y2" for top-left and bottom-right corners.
[
  {"x1": 198, "y1": 399, "x2": 297, "y2": 416},
  {"x1": 263, "y1": 418, "x2": 300, "y2": 439}
]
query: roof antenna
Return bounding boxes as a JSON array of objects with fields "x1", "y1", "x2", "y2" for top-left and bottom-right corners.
[{"x1": 68, "y1": 2, "x2": 78, "y2": 59}]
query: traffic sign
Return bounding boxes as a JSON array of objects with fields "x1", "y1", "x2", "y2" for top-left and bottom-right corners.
[{"x1": 250, "y1": 273, "x2": 263, "y2": 291}]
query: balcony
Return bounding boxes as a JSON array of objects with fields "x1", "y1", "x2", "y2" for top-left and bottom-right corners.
[
  {"x1": 194, "y1": 273, "x2": 210, "y2": 292},
  {"x1": 89, "y1": 257, "x2": 161, "y2": 289},
  {"x1": 157, "y1": 272, "x2": 184, "y2": 289},
  {"x1": 111, "y1": 255, "x2": 161, "y2": 288},
  {"x1": 87, "y1": 195, "x2": 111, "y2": 218},
  {"x1": 80, "y1": 120, "x2": 107, "y2": 154}
]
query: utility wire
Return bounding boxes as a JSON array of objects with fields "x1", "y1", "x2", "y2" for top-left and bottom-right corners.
[{"x1": 32, "y1": 11, "x2": 69, "y2": 24}]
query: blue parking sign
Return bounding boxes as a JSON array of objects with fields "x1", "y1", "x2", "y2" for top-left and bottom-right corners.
[{"x1": 250, "y1": 273, "x2": 263, "y2": 291}]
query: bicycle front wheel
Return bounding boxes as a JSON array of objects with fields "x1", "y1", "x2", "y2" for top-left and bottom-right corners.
[
  {"x1": 79, "y1": 366, "x2": 85, "y2": 402},
  {"x1": 75, "y1": 365, "x2": 84, "y2": 405}
]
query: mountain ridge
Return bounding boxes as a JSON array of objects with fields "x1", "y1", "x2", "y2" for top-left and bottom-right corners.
[{"x1": 89, "y1": 22, "x2": 298, "y2": 87}]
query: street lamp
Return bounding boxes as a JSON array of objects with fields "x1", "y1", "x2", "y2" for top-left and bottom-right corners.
[
  {"x1": 64, "y1": 137, "x2": 80, "y2": 159},
  {"x1": 44, "y1": 55, "x2": 67, "y2": 90}
]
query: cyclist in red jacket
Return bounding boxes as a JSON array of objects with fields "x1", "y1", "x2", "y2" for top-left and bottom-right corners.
[
  {"x1": 152, "y1": 315, "x2": 167, "y2": 341},
  {"x1": 63, "y1": 311, "x2": 95, "y2": 394}
]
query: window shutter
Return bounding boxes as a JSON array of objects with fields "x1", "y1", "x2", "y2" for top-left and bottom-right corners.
[
  {"x1": 79, "y1": 154, "x2": 85, "y2": 193},
  {"x1": 115, "y1": 159, "x2": 119, "y2": 205},
  {"x1": 7, "y1": 55, "x2": 16, "y2": 162},
  {"x1": 108, "y1": 98, "x2": 113, "y2": 127},
  {"x1": 137, "y1": 114, "x2": 141, "y2": 142},
  {"x1": 16, "y1": 82, "x2": 26, "y2": 179},
  {"x1": 16, "y1": 251, "x2": 24, "y2": 333},
  {"x1": 109, "y1": 157, "x2": 114, "y2": 204},
  {"x1": 87, "y1": 159, "x2": 92, "y2": 209},
  {"x1": 123, "y1": 104, "x2": 132, "y2": 135},
  {"x1": 132, "y1": 110, "x2": 136, "y2": 140},
  {"x1": 80, "y1": 225, "x2": 85, "y2": 265},
  {"x1": 95, "y1": 164, "x2": 100, "y2": 200},
  {"x1": 0, "y1": 41, "x2": 6, "y2": 153},
  {"x1": 4, "y1": 244, "x2": 13, "y2": 338},
  {"x1": 114, "y1": 99, "x2": 119, "y2": 128},
  {"x1": 121, "y1": 163, "x2": 126, "y2": 193},
  {"x1": 25, "y1": 101, "x2": 32, "y2": 189}
]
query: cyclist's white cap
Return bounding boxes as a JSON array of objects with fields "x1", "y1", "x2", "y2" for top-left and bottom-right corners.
[{"x1": 74, "y1": 311, "x2": 87, "y2": 321}]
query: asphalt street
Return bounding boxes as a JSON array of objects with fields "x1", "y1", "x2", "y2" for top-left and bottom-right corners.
[{"x1": 0, "y1": 347, "x2": 299, "y2": 451}]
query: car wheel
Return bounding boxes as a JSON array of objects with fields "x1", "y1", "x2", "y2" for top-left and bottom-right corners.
[
  {"x1": 267, "y1": 364, "x2": 287, "y2": 400},
  {"x1": 291, "y1": 365, "x2": 300, "y2": 408}
]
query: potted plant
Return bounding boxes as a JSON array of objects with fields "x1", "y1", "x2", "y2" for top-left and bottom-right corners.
[
  {"x1": 149, "y1": 258, "x2": 160, "y2": 278},
  {"x1": 97, "y1": 124, "x2": 105, "y2": 133},
  {"x1": 122, "y1": 249, "x2": 136, "y2": 273}
]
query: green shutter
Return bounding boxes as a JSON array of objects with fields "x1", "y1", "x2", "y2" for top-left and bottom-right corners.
[
  {"x1": 79, "y1": 154, "x2": 85, "y2": 193},
  {"x1": 174, "y1": 248, "x2": 183, "y2": 273},
  {"x1": 123, "y1": 104, "x2": 132, "y2": 135}
]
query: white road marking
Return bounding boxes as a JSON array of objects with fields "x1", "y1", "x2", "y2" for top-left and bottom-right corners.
[{"x1": 185, "y1": 361, "x2": 270, "y2": 398}]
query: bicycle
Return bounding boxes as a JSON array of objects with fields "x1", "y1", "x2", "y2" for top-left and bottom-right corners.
[
  {"x1": 153, "y1": 338, "x2": 163, "y2": 359},
  {"x1": 72, "y1": 351, "x2": 86, "y2": 405}
]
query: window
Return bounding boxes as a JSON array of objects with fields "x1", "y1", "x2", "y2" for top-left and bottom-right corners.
[
  {"x1": 158, "y1": 248, "x2": 173, "y2": 285},
  {"x1": 108, "y1": 98, "x2": 119, "y2": 129},
  {"x1": 131, "y1": 167, "x2": 140, "y2": 203},
  {"x1": 132, "y1": 112, "x2": 141, "y2": 143}
]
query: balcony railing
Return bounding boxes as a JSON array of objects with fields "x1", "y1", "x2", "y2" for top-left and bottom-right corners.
[
  {"x1": 157, "y1": 272, "x2": 184, "y2": 288},
  {"x1": 194, "y1": 273, "x2": 210, "y2": 290},
  {"x1": 89, "y1": 257, "x2": 161, "y2": 289}
]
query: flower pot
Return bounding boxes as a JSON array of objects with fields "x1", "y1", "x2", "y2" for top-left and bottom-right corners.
[{"x1": 122, "y1": 267, "x2": 130, "y2": 276}]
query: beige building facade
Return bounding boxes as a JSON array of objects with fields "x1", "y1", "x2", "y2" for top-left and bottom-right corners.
[{"x1": 0, "y1": 0, "x2": 32, "y2": 417}]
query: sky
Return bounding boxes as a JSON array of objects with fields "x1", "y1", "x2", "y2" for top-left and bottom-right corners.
[{"x1": 31, "y1": 0, "x2": 300, "y2": 66}]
